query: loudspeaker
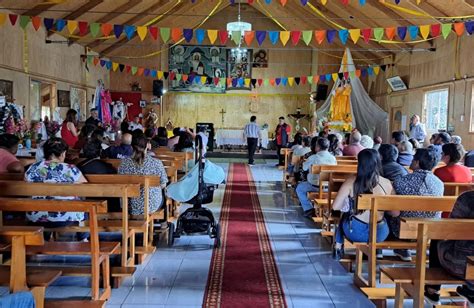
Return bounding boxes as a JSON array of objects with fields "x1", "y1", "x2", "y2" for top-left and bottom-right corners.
[
  {"x1": 315, "y1": 84, "x2": 329, "y2": 101},
  {"x1": 153, "y1": 80, "x2": 163, "y2": 97}
]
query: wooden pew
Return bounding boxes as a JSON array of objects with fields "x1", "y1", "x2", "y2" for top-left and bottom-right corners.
[
  {"x1": 443, "y1": 182, "x2": 474, "y2": 196},
  {"x1": 153, "y1": 148, "x2": 193, "y2": 174},
  {"x1": 0, "y1": 181, "x2": 139, "y2": 272},
  {"x1": 382, "y1": 218, "x2": 474, "y2": 308},
  {"x1": 0, "y1": 199, "x2": 116, "y2": 305},
  {"x1": 280, "y1": 148, "x2": 292, "y2": 183},
  {"x1": 336, "y1": 156, "x2": 357, "y2": 161},
  {"x1": 353, "y1": 195, "x2": 457, "y2": 307}
]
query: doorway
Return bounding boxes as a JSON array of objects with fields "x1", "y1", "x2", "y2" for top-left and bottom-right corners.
[{"x1": 30, "y1": 79, "x2": 54, "y2": 122}]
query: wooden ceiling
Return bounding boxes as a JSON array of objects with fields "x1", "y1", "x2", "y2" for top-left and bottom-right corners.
[{"x1": 1, "y1": 0, "x2": 474, "y2": 63}]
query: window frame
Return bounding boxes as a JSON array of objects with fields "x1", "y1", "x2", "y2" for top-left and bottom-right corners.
[{"x1": 423, "y1": 87, "x2": 450, "y2": 133}]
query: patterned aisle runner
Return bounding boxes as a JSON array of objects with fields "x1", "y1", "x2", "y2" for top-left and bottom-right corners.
[{"x1": 204, "y1": 163, "x2": 286, "y2": 308}]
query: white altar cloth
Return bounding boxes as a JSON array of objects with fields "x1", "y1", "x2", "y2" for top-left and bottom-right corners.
[{"x1": 215, "y1": 128, "x2": 269, "y2": 148}]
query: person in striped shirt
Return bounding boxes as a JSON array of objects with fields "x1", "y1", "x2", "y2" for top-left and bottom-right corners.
[{"x1": 244, "y1": 116, "x2": 260, "y2": 165}]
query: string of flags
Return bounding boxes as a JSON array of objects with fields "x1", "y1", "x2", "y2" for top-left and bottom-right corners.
[
  {"x1": 205, "y1": 0, "x2": 425, "y2": 6},
  {"x1": 1, "y1": 13, "x2": 473, "y2": 46},
  {"x1": 86, "y1": 55, "x2": 393, "y2": 88}
]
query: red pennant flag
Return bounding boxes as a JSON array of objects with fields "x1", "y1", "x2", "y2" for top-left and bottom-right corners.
[
  {"x1": 454, "y1": 22, "x2": 464, "y2": 36},
  {"x1": 361, "y1": 28, "x2": 372, "y2": 43},
  {"x1": 385, "y1": 27, "x2": 396, "y2": 40},
  {"x1": 78, "y1": 21, "x2": 88, "y2": 36},
  {"x1": 101, "y1": 23, "x2": 113, "y2": 36},
  {"x1": 31, "y1": 16, "x2": 41, "y2": 31},
  {"x1": 126, "y1": 65, "x2": 131, "y2": 73},
  {"x1": 218, "y1": 30, "x2": 228, "y2": 44},
  {"x1": 355, "y1": 70, "x2": 361, "y2": 77},
  {"x1": 341, "y1": 0, "x2": 349, "y2": 4},
  {"x1": 169, "y1": 71, "x2": 176, "y2": 80},
  {"x1": 343, "y1": 72, "x2": 349, "y2": 79},
  {"x1": 93, "y1": 57, "x2": 99, "y2": 66},
  {"x1": 182, "y1": 74, "x2": 189, "y2": 82},
  {"x1": 270, "y1": 78, "x2": 276, "y2": 86},
  {"x1": 137, "y1": 68, "x2": 144, "y2": 76},
  {"x1": 257, "y1": 79, "x2": 263, "y2": 87},
  {"x1": 213, "y1": 77, "x2": 219, "y2": 85},
  {"x1": 149, "y1": 26, "x2": 158, "y2": 40},
  {"x1": 301, "y1": 76, "x2": 307, "y2": 85},
  {"x1": 248, "y1": 0, "x2": 254, "y2": 4},
  {"x1": 430, "y1": 24, "x2": 441, "y2": 37},
  {"x1": 9, "y1": 14, "x2": 18, "y2": 26},
  {"x1": 291, "y1": 31, "x2": 302, "y2": 46}
]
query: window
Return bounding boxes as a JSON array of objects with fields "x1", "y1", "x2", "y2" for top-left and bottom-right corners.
[{"x1": 424, "y1": 88, "x2": 448, "y2": 132}]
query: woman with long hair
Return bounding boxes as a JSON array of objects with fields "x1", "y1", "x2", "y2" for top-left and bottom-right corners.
[
  {"x1": 61, "y1": 109, "x2": 79, "y2": 147},
  {"x1": 118, "y1": 135, "x2": 168, "y2": 215},
  {"x1": 332, "y1": 149, "x2": 394, "y2": 260},
  {"x1": 0, "y1": 133, "x2": 23, "y2": 173},
  {"x1": 328, "y1": 134, "x2": 342, "y2": 156}
]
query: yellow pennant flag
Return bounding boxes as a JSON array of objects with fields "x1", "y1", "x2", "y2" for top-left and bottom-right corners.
[
  {"x1": 112, "y1": 62, "x2": 119, "y2": 72},
  {"x1": 419, "y1": 25, "x2": 430, "y2": 39},
  {"x1": 0, "y1": 14, "x2": 6, "y2": 26},
  {"x1": 321, "y1": 0, "x2": 327, "y2": 4},
  {"x1": 373, "y1": 66, "x2": 380, "y2": 75},
  {"x1": 137, "y1": 26, "x2": 147, "y2": 41},
  {"x1": 349, "y1": 29, "x2": 361, "y2": 44},
  {"x1": 332, "y1": 73, "x2": 338, "y2": 82},
  {"x1": 280, "y1": 31, "x2": 290, "y2": 46},
  {"x1": 288, "y1": 77, "x2": 294, "y2": 86},
  {"x1": 67, "y1": 20, "x2": 78, "y2": 34},
  {"x1": 157, "y1": 71, "x2": 164, "y2": 79},
  {"x1": 207, "y1": 29, "x2": 218, "y2": 44},
  {"x1": 201, "y1": 76, "x2": 207, "y2": 84},
  {"x1": 244, "y1": 78, "x2": 251, "y2": 87}
]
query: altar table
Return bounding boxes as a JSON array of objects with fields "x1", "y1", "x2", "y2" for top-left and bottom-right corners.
[{"x1": 215, "y1": 128, "x2": 269, "y2": 149}]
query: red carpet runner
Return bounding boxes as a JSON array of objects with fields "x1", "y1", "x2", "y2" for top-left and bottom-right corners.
[{"x1": 204, "y1": 163, "x2": 287, "y2": 308}]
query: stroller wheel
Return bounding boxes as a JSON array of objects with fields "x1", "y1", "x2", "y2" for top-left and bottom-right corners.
[
  {"x1": 213, "y1": 223, "x2": 221, "y2": 249},
  {"x1": 168, "y1": 222, "x2": 175, "y2": 247}
]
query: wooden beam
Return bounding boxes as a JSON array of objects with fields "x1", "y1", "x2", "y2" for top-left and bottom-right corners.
[
  {"x1": 62, "y1": 0, "x2": 105, "y2": 21},
  {"x1": 23, "y1": 3, "x2": 57, "y2": 16}
]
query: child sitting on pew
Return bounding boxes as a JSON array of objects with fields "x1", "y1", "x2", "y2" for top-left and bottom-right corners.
[
  {"x1": 424, "y1": 191, "x2": 474, "y2": 306},
  {"x1": 24, "y1": 137, "x2": 89, "y2": 241}
]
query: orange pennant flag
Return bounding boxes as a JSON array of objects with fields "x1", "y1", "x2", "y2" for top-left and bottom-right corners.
[
  {"x1": 171, "y1": 28, "x2": 182, "y2": 42},
  {"x1": 93, "y1": 57, "x2": 99, "y2": 66},
  {"x1": 207, "y1": 29, "x2": 218, "y2": 44},
  {"x1": 314, "y1": 30, "x2": 326, "y2": 44},
  {"x1": 355, "y1": 70, "x2": 361, "y2": 77},
  {"x1": 453, "y1": 23, "x2": 464, "y2": 36},
  {"x1": 137, "y1": 68, "x2": 144, "y2": 76},
  {"x1": 385, "y1": 27, "x2": 396, "y2": 40},
  {"x1": 227, "y1": 78, "x2": 232, "y2": 87},
  {"x1": 313, "y1": 75, "x2": 320, "y2": 84},
  {"x1": 270, "y1": 79, "x2": 276, "y2": 86},
  {"x1": 182, "y1": 74, "x2": 188, "y2": 82},
  {"x1": 244, "y1": 31, "x2": 255, "y2": 46},
  {"x1": 280, "y1": 0, "x2": 287, "y2": 6},
  {"x1": 101, "y1": 23, "x2": 113, "y2": 36},
  {"x1": 31, "y1": 16, "x2": 41, "y2": 31}
]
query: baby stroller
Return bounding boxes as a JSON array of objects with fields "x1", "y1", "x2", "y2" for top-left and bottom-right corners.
[{"x1": 169, "y1": 135, "x2": 221, "y2": 248}]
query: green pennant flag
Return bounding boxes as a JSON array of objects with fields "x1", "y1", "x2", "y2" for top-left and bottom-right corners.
[
  {"x1": 374, "y1": 28, "x2": 384, "y2": 42},
  {"x1": 19, "y1": 15, "x2": 30, "y2": 29},
  {"x1": 160, "y1": 27, "x2": 170, "y2": 43},
  {"x1": 263, "y1": 79, "x2": 269, "y2": 86},
  {"x1": 349, "y1": 71, "x2": 356, "y2": 79},
  {"x1": 90, "y1": 23, "x2": 100, "y2": 37},
  {"x1": 219, "y1": 78, "x2": 226, "y2": 86},
  {"x1": 87, "y1": 56, "x2": 94, "y2": 65},
  {"x1": 176, "y1": 74, "x2": 182, "y2": 82},
  {"x1": 441, "y1": 23, "x2": 452, "y2": 39},
  {"x1": 307, "y1": 75, "x2": 313, "y2": 84},
  {"x1": 231, "y1": 31, "x2": 241, "y2": 45},
  {"x1": 302, "y1": 30, "x2": 312, "y2": 46},
  {"x1": 131, "y1": 66, "x2": 138, "y2": 75}
]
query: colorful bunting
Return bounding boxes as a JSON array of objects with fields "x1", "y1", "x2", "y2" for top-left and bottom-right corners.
[
  {"x1": 207, "y1": 29, "x2": 218, "y2": 44},
  {"x1": 218, "y1": 30, "x2": 228, "y2": 44},
  {"x1": 149, "y1": 26, "x2": 158, "y2": 40},
  {"x1": 137, "y1": 26, "x2": 148, "y2": 41},
  {"x1": 90, "y1": 23, "x2": 101, "y2": 37},
  {"x1": 101, "y1": 23, "x2": 112, "y2": 36}
]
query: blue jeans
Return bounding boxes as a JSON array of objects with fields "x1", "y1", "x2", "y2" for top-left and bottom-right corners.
[
  {"x1": 335, "y1": 214, "x2": 389, "y2": 244},
  {"x1": 296, "y1": 181, "x2": 319, "y2": 211}
]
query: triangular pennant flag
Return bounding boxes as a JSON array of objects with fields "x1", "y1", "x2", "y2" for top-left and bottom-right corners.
[
  {"x1": 238, "y1": 78, "x2": 244, "y2": 87},
  {"x1": 281, "y1": 78, "x2": 288, "y2": 86},
  {"x1": 201, "y1": 76, "x2": 207, "y2": 84},
  {"x1": 308, "y1": 75, "x2": 313, "y2": 84},
  {"x1": 465, "y1": 21, "x2": 474, "y2": 35},
  {"x1": 31, "y1": 16, "x2": 41, "y2": 31},
  {"x1": 160, "y1": 28, "x2": 170, "y2": 43},
  {"x1": 176, "y1": 74, "x2": 182, "y2": 82},
  {"x1": 43, "y1": 17, "x2": 54, "y2": 31},
  {"x1": 454, "y1": 22, "x2": 465, "y2": 36},
  {"x1": 380, "y1": 65, "x2": 387, "y2": 71},
  {"x1": 361, "y1": 28, "x2": 372, "y2": 43},
  {"x1": 57, "y1": 20, "x2": 68, "y2": 32},
  {"x1": 313, "y1": 75, "x2": 320, "y2": 84},
  {"x1": 275, "y1": 78, "x2": 281, "y2": 86},
  {"x1": 299, "y1": 76, "x2": 306, "y2": 85},
  {"x1": 256, "y1": 31, "x2": 266, "y2": 46},
  {"x1": 0, "y1": 14, "x2": 6, "y2": 27},
  {"x1": 302, "y1": 30, "x2": 312, "y2": 45},
  {"x1": 78, "y1": 21, "x2": 88, "y2": 36},
  {"x1": 218, "y1": 30, "x2": 228, "y2": 44},
  {"x1": 385, "y1": 27, "x2": 396, "y2": 40},
  {"x1": 214, "y1": 77, "x2": 220, "y2": 86},
  {"x1": 280, "y1": 0, "x2": 288, "y2": 6},
  {"x1": 355, "y1": 70, "x2": 361, "y2": 77},
  {"x1": 288, "y1": 77, "x2": 294, "y2": 86},
  {"x1": 231, "y1": 78, "x2": 237, "y2": 87},
  {"x1": 195, "y1": 29, "x2": 205, "y2": 44},
  {"x1": 408, "y1": 25, "x2": 419, "y2": 40},
  {"x1": 430, "y1": 24, "x2": 441, "y2": 37},
  {"x1": 131, "y1": 66, "x2": 138, "y2": 75},
  {"x1": 269, "y1": 31, "x2": 279, "y2": 45},
  {"x1": 207, "y1": 29, "x2": 217, "y2": 44},
  {"x1": 361, "y1": 69, "x2": 367, "y2": 77},
  {"x1": 151, "y1": 70, "x2": 158, "y2": 78},
  {"x1": 113, "y1": 24, "x2": 123, "y2": 38},
  {"x1": 349, "y1": 71, "x2": 356, "y2": 79},
  {"x1": 163, "y1": 72, "x2": 169, "y2": 80},
  {"x1": 374, "y1": 28, "x2": 384, "y2": 42},
  {"x1": 367, "y1": 67, "x2": 374, "y2": 76},
  {"x1": 112, "y1": 62, "x2": 119, "y2": 72},
  {"x1": 341, "y1": 0, "x2": 349, "y2": 4},
  {"x1": 149, "y1": 26, "x2": 158, "y2": 40},
  {"x1": 87, "y1": 56, "x2": 93, "y2": 65},
  {"x1": 397, "y1": 26, "x2": 407, "y2": 40},
  {"x1": 257, "y1": 79, "x2": 263, "y2": 86},
  {"x1": 324, "y1": 74, "x2": 331, "y2": 81},
  {"x1": 418, "y1": 25, "x2": 430, "y2": 39},
  {"x1": 101, "y1": 23, "x2": 112, "y2": 36},
  {"x1": 188, "y1": 75, "x2": 195, "y2": 84},
  {"x1": 320, "y1": 75, "x2": 326, "y2": 83},
  {"x1": 125, "y1": 65, "x2": 131, "y2": 73},
  {"x1": 265, "y1": 79, "x2": 271, "y2": 86},
  {"x1": 301, "y1": 0, "x2": 308, "y2": 4},
  {"x1": 171, "y1": 28, "x2": 182, "y2": 42},
  {"x1": 373, "y1": 66, "x2": 380, "y2": 75},
  {"x1": 338, "y1": 29, "x2": 349, "y2": 44},
  {"x1": 231, "y1": 31, "x2": 241, "y2": 45},
  {"x1": 100, "y1": 59, "x2": 106, "y2": 67},
  {"x1": 349, "y1": 29, "x2": 360, "y2": 44},
  {"x1": 183, "y1": 28, "x2": 193, "y2": 42},
  {"x1": 320, "y1": 0, "x2": 327, "y2": 4},
  {"x1": 244, "y1": 78, "x2": 251, "y2": 87},
  {"x1": 93, "y1": 57, "x2": 99, "y2": 66},
  {"x1": 359, "y1": 0, "x2": 366, "y2": 4},
  {"x1": 315, "y1": 30, "x2": 326, "y2": 44},
  {"x1": 290, "y1": 31, "x2": 301, "y2": 46},
  {"x1": 244, "y1": 31, "x2": 255, "y2": 46},
  {"x1": 280, "y1": 31, "x2": 290, "y2": 46},
  {"x1": 157, "y1": 71, "x2": 164, "y2": 79},
  {"x1": 343, "y1": 72, "x2": 349, "y2": 79},
  {"x1": 441, "y1": 24, "x2": 452, "y2": 39},
  {"x1": 19, "y1": 16, "x2": 30, "y2": 29},
  {"x1": 9, "y1": 14, "x2": 18, "y2": 26},
  {"x1": 182, "y1": 74, "x2": 188, "y2": 82},
  {"x1": 144, "y1": 69, "x2": 150, "y2": 77},
  {"x1": 105, "y1": 61, "x2": 112, "y2": 70},
  {"x1": 90, "y1": 23, "x2": 100, "y2": 37},
  {"x1": 332, "y1": 73, "x2": 339, "y2": 82},
  {"x1": 67, "y1": 20, "x2": 78, "y2": 34},
  {"x1": 338, "y1": 73, "x2": 344, "y2": 80},
  {"x1": 169, "y1": 71, "x2": 176, "y2": 80},
  {"x1": 207, "y1": 76, "x2": 213, "y2": 84},
  {"x1": 327, "y1": 30, "x2": 337, "y2": 43},
  {"x1": 124, "y1": 25, "x2": 136, "y2": 40},
  {"x1": 137, "y1": 26, "x2": 147, "y2": 41}
]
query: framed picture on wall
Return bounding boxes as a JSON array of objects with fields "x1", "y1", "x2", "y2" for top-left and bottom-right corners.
[
  {"x1": 252, "y1": 49, "x2": 269, "y2": 68},
  {"x1": 0, "y1": 79, "x2": 13, "y2": 102},
  {"x1": 227, "y1": 49, "x2": 253, "y2": 91},
  {"x1": 57, "y1": 90, "x2": 70, "y2": 107}
]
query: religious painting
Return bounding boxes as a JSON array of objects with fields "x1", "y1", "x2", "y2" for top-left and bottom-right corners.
[
  {"x1": 70, "y1": 87, "x2": 86, "y2": 120},
  {"x1": 57, "y1": 90, "x2": 70, "y2": 108},
  {"x1": 227, "y1": 49, "x2": 253, "y2": 91},
  {"x1": 0, "y1": 80, "x2": 13, "y2": 102},
  {"x1": 168, "y1": 45, "x2": 226, "y2": 94},
  {"x1": 252, "y1": 49, "x2": 268, "y2": 68}
]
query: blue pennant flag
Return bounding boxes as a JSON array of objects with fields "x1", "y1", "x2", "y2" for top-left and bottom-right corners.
[{"x1": 195, "y1": 29, "x2": 205, "y2": 44}]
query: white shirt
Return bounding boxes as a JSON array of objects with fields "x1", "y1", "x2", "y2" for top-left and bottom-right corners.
[
  {"x1": 129, "y1": 122, "x2": 143, "y2": 131},
  {"x1": 302, "y1": 150, "x2": 337, "y2": 186}
]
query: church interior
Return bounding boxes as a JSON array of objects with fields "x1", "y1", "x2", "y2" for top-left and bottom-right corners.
[{"x1": 0, "y1": 0, "x2": 474, "y2": 307}]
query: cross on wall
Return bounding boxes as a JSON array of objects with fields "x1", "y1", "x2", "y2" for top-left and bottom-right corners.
[{"x1": 220, "y1": 108, "x2": 226, "y2": 125}]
